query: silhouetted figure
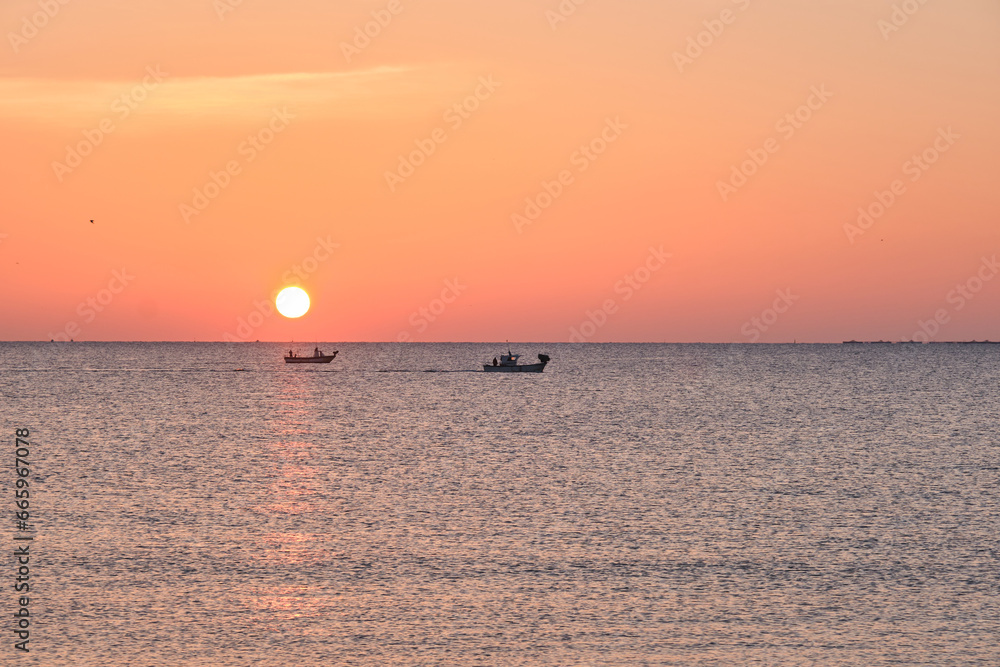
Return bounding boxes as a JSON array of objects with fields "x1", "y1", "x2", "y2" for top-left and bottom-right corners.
[{"x1": 493, "y1": 357, "x2": 498, "y2": 366}]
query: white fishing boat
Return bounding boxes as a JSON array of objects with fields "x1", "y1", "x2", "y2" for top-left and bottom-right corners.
[
  {"x1": 284, "y1": 348, "x2": 338, "y2": 364},
  {"x1": 484, "y1": 347, "x2": 550, "y2": 373}
]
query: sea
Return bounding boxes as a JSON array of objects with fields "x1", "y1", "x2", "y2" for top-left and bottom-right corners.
[{"x1": 1, "y1": 342, "x2": 997, "y2": 666}]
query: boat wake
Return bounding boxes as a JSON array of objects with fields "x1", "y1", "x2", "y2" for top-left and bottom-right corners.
[{"x1": 375, "y1": 369, "x2": 480, "y2": 373}]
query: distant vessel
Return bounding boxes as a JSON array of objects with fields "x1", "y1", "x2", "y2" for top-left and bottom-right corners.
[
  {"x1": 484, "y1": 347, "x2": 550, "y2": 373},
  {"x1": 285, "y1": 347, "x2": 338, "y2": 364},
  {"x1": 843, "y1": 340, "x2": 928, "y2": 345}
]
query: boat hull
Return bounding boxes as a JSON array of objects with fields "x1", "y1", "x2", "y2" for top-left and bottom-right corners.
[
  {"x1": 284, "y1": 355, "x2": 337, "y2": 364},
  {"x1": 483, "y1": 362, "x2": 547, "y2": 373}
]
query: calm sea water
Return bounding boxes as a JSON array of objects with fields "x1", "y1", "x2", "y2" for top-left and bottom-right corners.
[{"x1": 1, "y1": 342, "x2": 997, "y2": 666}]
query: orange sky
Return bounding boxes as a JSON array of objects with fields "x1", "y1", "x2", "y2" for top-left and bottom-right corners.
[{"x1": 1, "y1": 0, "x2": 998, "y2": 342}]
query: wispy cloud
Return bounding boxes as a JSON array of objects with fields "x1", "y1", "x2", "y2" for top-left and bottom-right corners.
[{"x1": 0, "y1": 66, "x2": 419, "y2": 121}]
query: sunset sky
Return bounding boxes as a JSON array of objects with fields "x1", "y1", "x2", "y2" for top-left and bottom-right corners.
[{"x1": 1, "y1": 0, "x2": 998, "y2": 342}]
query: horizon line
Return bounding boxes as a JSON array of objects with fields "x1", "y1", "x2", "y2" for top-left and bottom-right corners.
[{"x1": 2, "y1": 340, "x2": 998, "y2": 345}]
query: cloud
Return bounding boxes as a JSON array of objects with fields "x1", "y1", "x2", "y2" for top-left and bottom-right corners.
[{"x1": 0, "y1": 66, "x2": 419, "y2": 122}]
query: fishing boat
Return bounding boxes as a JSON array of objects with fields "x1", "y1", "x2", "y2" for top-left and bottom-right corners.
[
  {"x1": 284, "y1": 348, "x2": 338, "y2": 364},
  {"x1": 483, "y1": 348, "x2": 550, "y2": 373}
]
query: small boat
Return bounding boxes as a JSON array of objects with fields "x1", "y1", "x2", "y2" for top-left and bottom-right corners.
[
  {"x1": 484, "y1": 348, "x2": 550, "y2": 373},
  {"x1": 284, "y1": 347, "x2": 338, "y2": 364}
]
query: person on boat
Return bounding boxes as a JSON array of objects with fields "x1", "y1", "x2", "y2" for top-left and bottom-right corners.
[
  {"x1": 288, "y1": 349, "x2": 293, "y2": 358},
  {"x1": 493, "y1": 357, "x2": 498, "y2": 366},
  {"x1": 314, "y1": 347, "x2": 321, "y2": 357}
]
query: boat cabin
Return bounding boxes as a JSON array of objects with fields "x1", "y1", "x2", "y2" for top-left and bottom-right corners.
[{"x1": 496, "y1": 353, "x2": 520, "y2": 367}]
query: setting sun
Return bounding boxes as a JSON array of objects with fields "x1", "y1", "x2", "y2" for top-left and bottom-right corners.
[{"x1": 275, "y1": 286, "x2": 310, "y2": 319}]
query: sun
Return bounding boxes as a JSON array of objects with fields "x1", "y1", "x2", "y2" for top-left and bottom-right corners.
[{"x1": 276, "y1": 286, "x2": 310, "y2": 318}]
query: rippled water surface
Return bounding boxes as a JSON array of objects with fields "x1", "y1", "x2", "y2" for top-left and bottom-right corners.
[{"x1": 1, "y1": 342, "x2": 997, "y2": 666}]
